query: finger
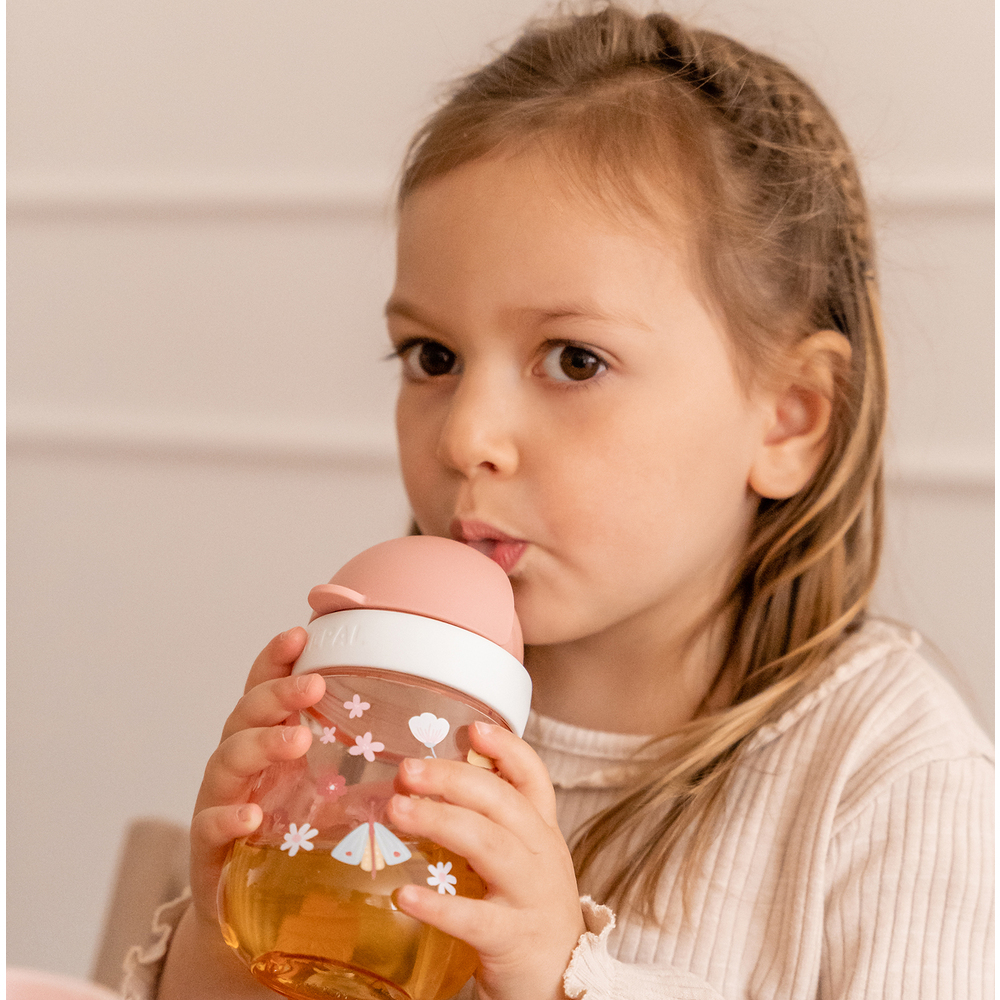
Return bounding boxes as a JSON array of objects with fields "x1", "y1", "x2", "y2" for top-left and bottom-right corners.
[
  {"x1": 221, "y1": 672, "x2": 325, "y2": 742},
  {"x1": 243, "y1": 627, "x2": 309, "y2": 695},
  {"x1": 469, "y1": 723, "x2": 558, "y2": 824},
  {"x1": 393, "y1": 885, "x2": 511, "y2": 960},
  {"x1": 189, "y1": 803, "x2": 262, "y2": 919},
  {"x1": 386, "y1": 793, "x2": 544, "y2": 893},
  {"x1": 393, "y1": 757, "x2": 549, "y2": 842},
  {"x1": 196, "y1": 724, "x2": 312, "y2": 811}
]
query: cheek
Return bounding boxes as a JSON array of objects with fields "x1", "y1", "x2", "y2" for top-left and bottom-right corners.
[
  {"x1": 542, "y1": 400, "x2": 756, "y2": 557},
  {"x1": 396, "y1": 405, "x2": 442, "y2": 513}
]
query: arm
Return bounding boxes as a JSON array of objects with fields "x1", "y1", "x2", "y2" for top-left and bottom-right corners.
[
  {"x1": 821, "y1": 755, "x2": 994, "y2": 999},
  {"x1": 561, "y1": 754, "x2": 993, "y2": 1000}
]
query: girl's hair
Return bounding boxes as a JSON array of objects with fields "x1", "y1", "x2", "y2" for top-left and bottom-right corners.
[{"x1": 399, "y1": 3, "x2": 886, "y2": 916}]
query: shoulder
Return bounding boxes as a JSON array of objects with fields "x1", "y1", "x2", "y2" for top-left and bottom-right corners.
[{"x1": 743, "y1": 620, "x2": 993, "y2": 822}]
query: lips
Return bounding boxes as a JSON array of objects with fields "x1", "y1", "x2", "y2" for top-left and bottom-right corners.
[{"x1": 451, "y1": 519, "x2": 528, "y2": 574}]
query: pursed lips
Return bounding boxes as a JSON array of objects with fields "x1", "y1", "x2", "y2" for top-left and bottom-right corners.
[{"x1": 450, "y1": 518, "x2": 528, "y2": 574}]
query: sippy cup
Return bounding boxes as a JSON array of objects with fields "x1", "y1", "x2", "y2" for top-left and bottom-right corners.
[{"x1": 218, "y1": 535, "x2": 532, "y2": 1000}]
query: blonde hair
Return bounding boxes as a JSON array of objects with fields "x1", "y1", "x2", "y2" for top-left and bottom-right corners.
[{"x1": 399, "y1": 3, "x2": 886, "y2": 916}]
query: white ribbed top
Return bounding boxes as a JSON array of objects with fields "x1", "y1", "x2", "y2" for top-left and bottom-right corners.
[{"x1": 523, "y1": 620, "x2": 994, "y2": 999}]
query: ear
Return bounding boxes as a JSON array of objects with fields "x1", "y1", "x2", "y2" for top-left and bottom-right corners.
[{"x1": 748, "y1": 330, "x2": 851, "y2": 500}]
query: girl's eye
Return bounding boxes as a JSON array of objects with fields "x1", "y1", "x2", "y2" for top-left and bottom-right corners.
[
  {"x1": 397, "y1": 340, "x2": 457, "y2": 379},
  {"x1": 539, "y1": 344, "x2": 607, "y2": 382}
]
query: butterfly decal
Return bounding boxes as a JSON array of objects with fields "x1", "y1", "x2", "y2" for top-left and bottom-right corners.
[{"x1": 331, "y1": 821, "x2": 412, "y2": 875}]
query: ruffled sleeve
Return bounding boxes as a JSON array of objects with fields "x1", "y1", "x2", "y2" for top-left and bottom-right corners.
[
  {"x1": 119, "y1": 889, "x2": 191, "y2": 1000},
  {"x1": 563, "y1": 897, "x2": 725, "y2": 1000}
]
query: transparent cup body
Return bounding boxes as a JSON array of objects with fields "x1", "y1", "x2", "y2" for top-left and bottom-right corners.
[{"x1": 219, "y1": 666, "x2": 509, "y2": 1000}]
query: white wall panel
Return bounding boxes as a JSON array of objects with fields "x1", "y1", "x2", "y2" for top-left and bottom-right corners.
[
  {"x1": 7, "y1": 452, "x2": 410, "y2": 975},
  {"x1": 875, "y1": 482, "x2": 994, "y2": 727},
  {"x1": 878, "y1": 210, "x2": 994, "y2": 453},
  {"x1": 7, "y1": 216, "x2": 399, "y2": 425}
]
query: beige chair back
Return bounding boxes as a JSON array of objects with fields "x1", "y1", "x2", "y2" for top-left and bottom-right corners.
[{"x1": 91, "y1": 818, "x2": 189, "y2": 992}]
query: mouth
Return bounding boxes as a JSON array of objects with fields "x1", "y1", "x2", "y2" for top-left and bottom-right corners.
[{"x1": 450, "y1": 519, "x2": 528, "y2": 575}]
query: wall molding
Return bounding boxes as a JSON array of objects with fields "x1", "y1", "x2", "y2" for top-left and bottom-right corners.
[
  {"x1": 6, "y1": 174, "x2": 398, "y2": 220},
  {"x1": 6, "y1": 407, "x2": 400, "y2": 469},
  {"x1": 7, "y1": 406, "x2": 993, "y2": 491},
  {"x1": 7, "y1": 170, "x2": 994, "y2": 219}
]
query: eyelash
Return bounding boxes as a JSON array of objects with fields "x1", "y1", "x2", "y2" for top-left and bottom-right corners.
[{"x1": 388, "y1": 337, "x2": 610, "y2": 386}]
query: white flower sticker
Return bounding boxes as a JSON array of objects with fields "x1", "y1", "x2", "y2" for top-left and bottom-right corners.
[
  {"x1": 281, "y1": 822, "x2": 318, "y2": 858},
  {"x1": 320, "y1": 726, "x2": 337, "y2": 744},
  {"x1": 408, "y1": 713, "x2": 451, "y2": 758},
  {"x1": 344, "y1": 695, "x2": 370, "y2": 719},
  {"x1": 426, "y1": 861, "x2": 457, "y2": 895},
  {"x1": 349, "y1": 732, "x2": 385, "y2": 762}
]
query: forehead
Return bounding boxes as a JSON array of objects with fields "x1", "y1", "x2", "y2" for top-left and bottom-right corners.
[
  {"x1": 400, "y1": 143, "x2": 689, "y2": 248},
  {"x1": 392, "y1": 150, "x2": 717, "y2": 335},
  {"x1": 398, "y1": 150, "x2": 691, "y2": 271}
]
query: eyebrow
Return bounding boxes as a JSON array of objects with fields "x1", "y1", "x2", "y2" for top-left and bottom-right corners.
[
  {"x1": 385, "y1": 297, "x2": 652, "y2": 333},
  {"x1": 384, "y1": 297, "x2": 426, "y2": 322},
  {"x1": 530, "y1": 304, "x2": 654, "y2": 331}
]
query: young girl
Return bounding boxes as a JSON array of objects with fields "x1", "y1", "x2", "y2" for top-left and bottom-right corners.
[{"x1": 128, "y1": 5, "x2": 993, "y2": 998}]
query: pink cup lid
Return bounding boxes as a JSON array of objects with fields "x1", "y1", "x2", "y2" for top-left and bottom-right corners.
[{"x1": 307, "y1": 536, "x2": 523, "y2": 661}]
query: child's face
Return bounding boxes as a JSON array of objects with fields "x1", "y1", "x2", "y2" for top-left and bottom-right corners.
[{"x1": 387, "y1": 152, "x2": 775, "y2": 651}]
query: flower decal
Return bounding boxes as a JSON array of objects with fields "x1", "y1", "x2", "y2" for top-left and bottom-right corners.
[
  {"x1": 281, "y1": 822, "x2": 318, "y2": 858},
  {"x1": 325, "y1": 774, "x2": 347, "y2": 798},
  {"x1": 320, "y1": 726, "x2": 337, "y2": 744},
  {"x1": 344, "y1": 695, "x2": 370, "y2": 719},
  {"x1": 426, "y1": 861, "x2": 457, "y2": 895},
  {"x1": 317, "y1": 770, "x2": 347, "y2": 800},
  {"x1": 349, "y1": 732, "x2": 385, "y2": 762},
  {"x1": 408, "y1": 713, "x2": 451, "y2": 758}
]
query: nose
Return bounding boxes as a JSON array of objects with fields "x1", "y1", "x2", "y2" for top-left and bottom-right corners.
[{"x1": 436, "y1": 372, "x2": 519, "y2": 477}]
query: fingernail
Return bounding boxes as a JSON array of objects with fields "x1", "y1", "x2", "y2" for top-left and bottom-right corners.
[
  {"x1": 473, "y1": 722, "x2": 498, "y2": 736},
  {"x1": 403, "y1": 758, "x2": 425, "y2": 776},
  {"x1": 392, "y1": 885, "x2": 418, "y2": 910},
  {"x1": 294, "y1": 674, "x2": 311, "y2": 693},
  {"x1": 396, "y1": 885, "x2": 418, "y2": 907},
  {"x1": 237, "y1": 804, "x2": 256, "y2": 824},
  {"x1": 280, "y1": 725, "x2": 298, "y2": 743},
  {"x1": 392, "y1": 794, "x2": 413, "y2": 815}
]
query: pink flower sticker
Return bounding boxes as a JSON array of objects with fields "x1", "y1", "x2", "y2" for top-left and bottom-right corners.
[
  {"x1": 349, "y1": 732, "x2": 384, "y2": 762},
  {"x1": 320, "y1": 726, "x2": 337, "y2": 744},
  {"x1": 344, "y1": 695, "x2": 370, "y2": 719},
  {"x1": 319, "y1": 772, "x2": 347, "y2": 800}
]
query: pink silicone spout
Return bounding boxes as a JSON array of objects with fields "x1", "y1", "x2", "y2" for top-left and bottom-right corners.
[{"x1": 307, "y1": 536, "x2": 524, "y2": 661}]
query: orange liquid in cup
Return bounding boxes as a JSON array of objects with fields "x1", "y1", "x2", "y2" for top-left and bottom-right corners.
[
  {"x1": 218, "y1": 668, "x2": 507, "y2": 1000},
  {"x1": 220, "y1": 837, "x2": 483, "y2": 1000}
]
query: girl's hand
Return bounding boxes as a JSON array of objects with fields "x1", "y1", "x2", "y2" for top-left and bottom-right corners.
[
  {"x1": 188, "y1": 626, "x2": 324, "y2": 921},
  {"x1": 160, "y1": 627, "x2": 324, "y2": 999},
  {"x1": 386, "y1": 722, "x2": 586, "y2": 1000}
]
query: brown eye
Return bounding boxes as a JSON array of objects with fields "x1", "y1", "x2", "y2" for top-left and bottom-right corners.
[
  {"x1": 399, "y1": 341, "x2": 457, "y2": 378},
  {"x1": 540, "y1": 344, "x2": 606, "y2": 382}
]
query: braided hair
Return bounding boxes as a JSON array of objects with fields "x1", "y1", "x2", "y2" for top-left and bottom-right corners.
[{"x1": 399, "y1": 3, "x2": 887, "y2": 915}]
